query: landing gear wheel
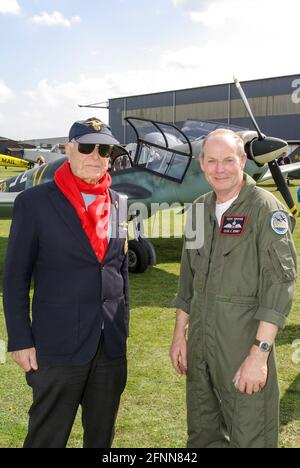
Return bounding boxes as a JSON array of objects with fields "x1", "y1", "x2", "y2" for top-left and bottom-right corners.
[
  {"x1": 139, "y1": 238, "x2": 157, "y2": 266},
  {"x1": 128, "y1": 239, "x2": 149, "y2": 273}
]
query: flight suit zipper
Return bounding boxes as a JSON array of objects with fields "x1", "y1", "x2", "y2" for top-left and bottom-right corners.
[{"x1": 202, "y1": 218, "x2": 217, "y2": 362}]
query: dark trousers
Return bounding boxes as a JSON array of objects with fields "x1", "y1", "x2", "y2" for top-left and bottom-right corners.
[{"x1": 23, "y1": 337, "x2": 127, "y2": 448}]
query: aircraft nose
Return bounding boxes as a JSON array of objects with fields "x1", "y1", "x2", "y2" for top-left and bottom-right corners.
[{"x1": 248, "y1": 137, "x2": 288, "y2": 165}]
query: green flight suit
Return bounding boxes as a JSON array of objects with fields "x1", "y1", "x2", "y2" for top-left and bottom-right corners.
[{"x1": 173, "y1": 174, "x2": 297, "y2": 448}]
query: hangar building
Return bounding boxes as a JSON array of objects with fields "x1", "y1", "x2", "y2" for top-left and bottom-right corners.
[{"x1": 109, "y1": 74, "x2": 300, "y2": 148}]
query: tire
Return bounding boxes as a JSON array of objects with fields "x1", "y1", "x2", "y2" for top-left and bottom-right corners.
[
  {"x1": 128, "y1": 239, "x2": 149, "y2": 273},
  {"x1": 139, "y1": 238, "x2": 157, "y2": 266}
]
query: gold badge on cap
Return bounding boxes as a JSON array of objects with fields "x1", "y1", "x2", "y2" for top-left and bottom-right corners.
[{"x1": 86, "y1": 119, "x2": 105, "y2": 132}]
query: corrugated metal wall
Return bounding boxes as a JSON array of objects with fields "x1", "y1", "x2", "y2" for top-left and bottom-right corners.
[{"x1": 109, "y1": 74, "x2": 300, "y2": 144}]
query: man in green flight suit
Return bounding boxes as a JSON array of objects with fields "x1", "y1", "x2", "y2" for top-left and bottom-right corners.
[{"x1": 170, "y1": 129, "x2": 297, "y2": 448}]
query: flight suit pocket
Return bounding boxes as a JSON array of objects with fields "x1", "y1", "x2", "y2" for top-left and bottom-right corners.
[
  {"x1": 230, "y1": 392, "x2": 266, "y2": 448},
  {"x1": 191, "y1": 251, "x2": 208, "y2": 292},
  {"x1": 267, "y1": 238, "x2": 297, "y2": 283},
  {"x1": 215, "y1": 300, "x2": 258, "y2": 390}
]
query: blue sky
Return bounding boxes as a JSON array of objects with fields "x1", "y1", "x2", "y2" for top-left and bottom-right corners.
[{"x1": 0, "y1": 0, "x2": 299, "y2": 139}]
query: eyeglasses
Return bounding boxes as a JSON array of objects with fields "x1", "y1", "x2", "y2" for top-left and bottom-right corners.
[{"x1": 76, "y1": 143, "x2": 114, "y2": 158}]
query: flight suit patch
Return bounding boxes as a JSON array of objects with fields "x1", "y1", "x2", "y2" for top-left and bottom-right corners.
[
  {"x1": 271, "y1": 211, "x2": 289, "y2": 235},
  {"x1": 220, "y1": 215, "x2": 246, "y2": 236}
]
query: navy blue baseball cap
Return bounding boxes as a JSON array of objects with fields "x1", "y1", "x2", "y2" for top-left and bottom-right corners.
[{"x1": 69, "y1": 118, "x2": 120, "y2": 145}]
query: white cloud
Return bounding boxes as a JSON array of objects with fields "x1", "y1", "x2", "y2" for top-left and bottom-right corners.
[
  {"x1": 173, "y1": 0, "x2": 300, "y2": 28},
  {"x1": 160, "y1": 38, "x2": 297, "y2": 86},
  {"x1": 161, "y1": 41, "x2": 244, "y2": 84},
  {"x1": 0, "y1": 80, "x2": 14, "y2": 103},
  {"x1": 29, "y1": 11, "x2": 81, "y2": 28},
  {"x1": 161, "y1": 43, "x2": 218, "y2": 69},
  {"x1": 0, "y1": 66, "x2": 210, "y2": 139},
  {"x1": 1, "y1": 43, "x2": 299, "y2": 141},
  {"x1": 169, "y1": 0, "x2": 300, "y2": 83},
  {"x1": 91, "y1": 50, "x2": 101, "y2": 57},
  {"x1": 1, "y1": 0, "x2": 300, "y2": 139},
  {"x1": 187, "y1": 1, "x2": 247, "y2": 27},
  {"x1": 173, "y1": 0, "x2": 212, "y2": 9},
  {"x1": 0, "y1": 0, "x2": 20, "y2": 15},
  {"x1": 172, "y1": 0, "x2": 252, "y2": 26}
]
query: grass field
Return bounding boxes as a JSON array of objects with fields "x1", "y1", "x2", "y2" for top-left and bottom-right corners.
[{"x1": 0, "y1": 167, "x2": 299, "y2": 448}]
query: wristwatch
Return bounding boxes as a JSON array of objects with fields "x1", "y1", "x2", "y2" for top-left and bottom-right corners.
[{"x1": 254, "y1": 339, "x2": 273, "y2": 353}]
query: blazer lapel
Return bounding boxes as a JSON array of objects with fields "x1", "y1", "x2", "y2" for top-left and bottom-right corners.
[
  {"x1": 48, "y1": 183, "x2": 99, "y2": 262},
  {"x1": 105, "y1": 190, "x2": 120, "y2": 261}
]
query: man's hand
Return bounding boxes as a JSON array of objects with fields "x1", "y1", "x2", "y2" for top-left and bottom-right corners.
[
  {"x1": 170, "y1": 335, "x2": 188, "y2": 375},
  {"x1": 170, "y1": 309, "x2": 189, "y2": 375},
  {"x1": 11, "y1": 348, "x2": 38, "y2": 373},
  {"x1": 233, "y1": 346, "x2": 269, "y2": 395}
]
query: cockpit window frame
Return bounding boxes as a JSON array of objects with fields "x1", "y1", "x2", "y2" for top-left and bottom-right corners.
[{"x1": 125, "y1": 117, "x2": 193, "y2": 183}]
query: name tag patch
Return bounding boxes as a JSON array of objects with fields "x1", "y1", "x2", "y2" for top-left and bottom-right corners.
[{"x1": 220, "y1": 216, "x2": 246, "y2": 236}]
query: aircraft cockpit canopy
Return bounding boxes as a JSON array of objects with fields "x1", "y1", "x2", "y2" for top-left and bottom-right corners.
[
  {"x1": 125, "y1": 117, "x2": 192, "y2": 183},
  {"x1": 181, "y1": 119, "x2": 247, "y2": 142}
]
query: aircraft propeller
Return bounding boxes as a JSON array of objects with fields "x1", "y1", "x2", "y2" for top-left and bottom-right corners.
[{"x1": 234, "y1": 77, "x2": 298, "y2": 218}]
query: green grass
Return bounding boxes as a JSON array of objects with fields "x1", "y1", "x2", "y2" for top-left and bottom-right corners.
[
  {"x1": 0, "y1": 169, "x2": 299, "y2": 448},
  {"x1": 0, "y1": 167, "x2": 22, "y2": 180}
]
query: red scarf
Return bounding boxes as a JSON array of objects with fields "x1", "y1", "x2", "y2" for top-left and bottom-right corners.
[{"x1": 54, "y1": 161, "x2": 112, "y2": 262}]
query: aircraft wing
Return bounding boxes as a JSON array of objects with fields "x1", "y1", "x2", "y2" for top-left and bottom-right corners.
[
  {"x1": 0, "y1": 192, "x2": 18, "y2": 219},
  {"x1": 23, "y1": 149, "x2": 64, "y2": 164},
  {"x1": 0, "y1": 193, "x2": 18, "y2": 201},
  {"x1": 259, "y1": 162, "x2": 300, "y2": 182}
]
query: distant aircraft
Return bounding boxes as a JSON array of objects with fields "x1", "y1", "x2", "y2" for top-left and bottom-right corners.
[
  {"x1": 0, "y1": 79, "x2": 299, "y2": 273},
  {"x1": 0, "y1": 153, "x2": 33, "y2": 169},
  {"x1": 23, "y1": 144, "x2": 65, "y2": 164}
]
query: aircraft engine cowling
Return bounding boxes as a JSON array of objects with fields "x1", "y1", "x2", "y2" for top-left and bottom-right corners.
[{"x1": 247, "y1": 137, "x2": 288, "y2": 166}]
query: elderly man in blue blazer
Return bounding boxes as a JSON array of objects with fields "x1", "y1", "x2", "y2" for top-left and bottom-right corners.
[{"x1": 3, "y1": 118, "x2": 130, "y2": 448}]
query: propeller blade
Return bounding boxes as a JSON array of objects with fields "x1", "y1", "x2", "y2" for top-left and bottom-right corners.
[
  {"x1": 268, "y1": 160, "x2": 298, "y2": 217},
  {"x1": 234, "y1": 77, "x2": 298, "y2": 217},
  {"x1": 233, "y1": 77, "x2": 264, "y2": 140}
]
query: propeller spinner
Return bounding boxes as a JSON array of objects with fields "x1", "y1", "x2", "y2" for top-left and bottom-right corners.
[{"x1": 234, "y1": 77, "x2": 298, "y2": 218}]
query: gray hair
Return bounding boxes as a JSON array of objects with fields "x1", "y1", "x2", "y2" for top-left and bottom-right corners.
[{"x1": 200, "y1": 129, "x2": 245, "y2": 159}]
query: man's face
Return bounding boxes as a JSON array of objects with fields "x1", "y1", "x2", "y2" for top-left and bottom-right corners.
[
  {"x1": 200, "y1": 135, "x2": 246, "y2": 196},
  {"x1": 66, "y1": 142, "x2": 110, "y2": 183}
]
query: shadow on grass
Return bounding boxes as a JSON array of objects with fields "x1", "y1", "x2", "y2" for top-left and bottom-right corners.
[
  {"x1": 277, "y1": 325, "x2": 300, "y2": 347},
  {"x1": 128, "y1": 238, "x2": 183, "y2": 309},
  {"x1": 150, "y1": 238, "x2": 183, "y2": 265},
  {"x1": 280, "y1": 373, "x2": 300, "y2": 430}
]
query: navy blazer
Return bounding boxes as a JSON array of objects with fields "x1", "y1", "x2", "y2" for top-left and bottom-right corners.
[{"x1": 3, "y1": 182, "x2": 129, "y2": 366}]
